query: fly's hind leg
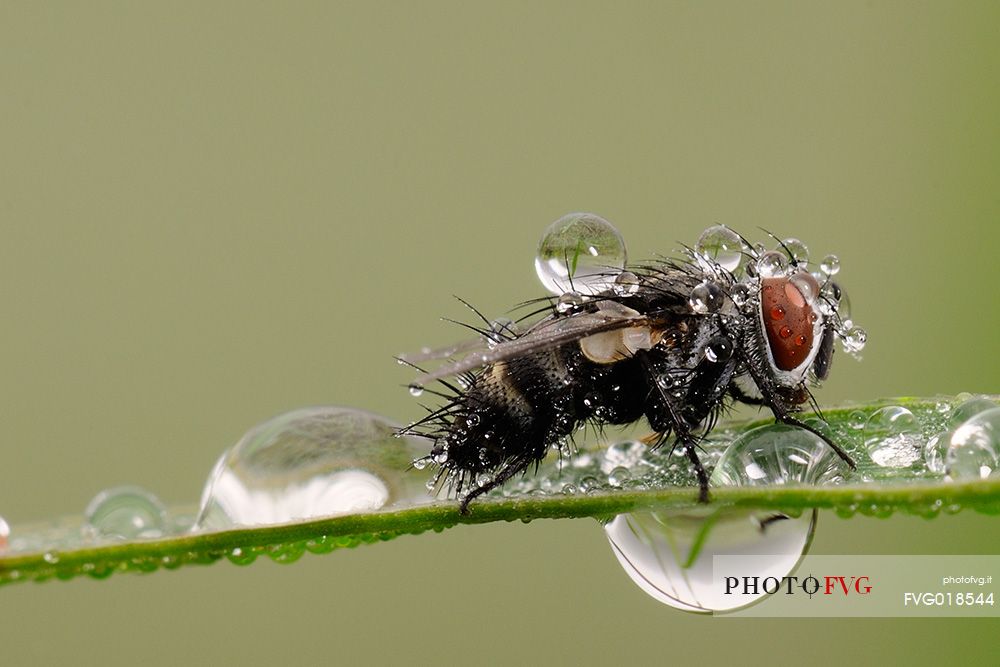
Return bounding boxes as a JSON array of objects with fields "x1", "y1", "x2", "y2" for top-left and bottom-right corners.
[{"x1": 458, "y1": 460, "x2": 528, "y2": 515}]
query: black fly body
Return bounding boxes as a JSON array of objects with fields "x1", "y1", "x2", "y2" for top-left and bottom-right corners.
[{"x1": 399, "y1": 223, "x2": 865, "y2": 514}]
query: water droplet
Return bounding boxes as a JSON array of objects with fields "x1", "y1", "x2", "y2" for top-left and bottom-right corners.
[
  {"x1": 613, "y1": 271, "x2": 640, "y2": 296},
  {"x1": 688, "y1": 281, "x2": 724, "y2": 314},
  {"x1": 194, "y1": 407, "x2": 431, "y2": 531},
  {"x1": 695, "y1": 225, "x2": 745, "y2": 273},
  {"x1": 268, "y1": 541, "x2": 306, "y2": 564},
  {"x1": 730, "y1": 282, "x2": 753, "y2": 308},
  {"x1": 842, "y1": 326, "x2": 867, "y2": 354},
  {"x1": 704, "y1": 336, "x2": 734, "y2": 363},
  {"x1": 788, "y1": 272, "x2": 818, "y2": 302},
  {"x1": 820, "y1": 254, "x2": 840, "y2": 276},
  {"x1": 710, "y1": 424, "x2": 849, "y2": 487},
  {"x1": 223, "y1": 548, "x2": 253, "y2": 566},
  {"x1": 946, "y1": 407, "x2": 1000, "y2": 480},
  {"x1": 949, "y1": 396, "x2": 998, "y2": 427},
  {"x1": 0, "y1": 515, "x2": 8, "y2": 552},
  {"x1": 837, "y1": 290, "x2": 853, "y2": 321},
  {"x1": 556, "y1": 290, "x2": 584, "y2": 314},
  {"x1": 608, "y1": 467, "x2": 631, "y2": 487},
  {"x1": 605, "y1": 507, "x2": 816, "y2": 612},
  {"x1": 408, "y1": 384, "x2": 424, "y2": 397},
  {"x1": 601, "y1": 440, "x2": 648, "y2": 474},
  {"x1": 780, "y1": 238, "x2": 809, "y2": 267},
  {"x1": 923, "y1": 432, "x2": 949, "y2": 474},
  {"x1": 863, "y1": 407, "x2": 921, "y2": 468},
  {"x1": 535, "y1": 212, "x2": 626, "y2": 295},
  {"x1": 83, "y1": 486, "x2": 167, "y2": 540},
  {"x1": 756, "y1": 251, "x2": 788, "y2": 279},
  {"x1": 486, "y1": 318, "x2": 517, "y2": 348},
  {"x1": 848, "y1": 410, "x2": 868, "y2": 430}
]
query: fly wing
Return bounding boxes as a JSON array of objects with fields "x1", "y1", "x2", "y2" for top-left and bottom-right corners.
[
  {"x1": 398, "y1": 337, "x2": 490, "y2": 364},
  {"x1": 409, "y1": 308, "x2": 653, "y2": 387}
]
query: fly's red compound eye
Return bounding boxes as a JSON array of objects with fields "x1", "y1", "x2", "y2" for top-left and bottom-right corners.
[{"x1": 760, "y1": 271, "x2": 820, "y2": 371}]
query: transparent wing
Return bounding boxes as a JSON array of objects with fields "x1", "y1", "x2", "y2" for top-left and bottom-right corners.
[
  {"x1": 398, "y1": 337, "x2": 490, "y2": 365},
  {"x1": 409, "y1": 307, "x2": 653, "y2": 388}
]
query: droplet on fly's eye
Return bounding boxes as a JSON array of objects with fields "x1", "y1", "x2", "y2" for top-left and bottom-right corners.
[
  {"x1": 755, "y1": 251, "x2": 788, "y2": 279},
  {"x1": 695, "y1": 225, "x2": 745, "y2": 273},
  {"x1": 788, "y1": 272, "x2": 818, "y2": 302},
  {"x1": 193, "y1": 407, "x2": 433, "y2": 532},
  {"x1": 605, "y1": 507, "x2": 817, "y2": 613},
  {"x1": 613, "y1": 271, "x2": 640, "y2": 296},
  {"x1": 842, "y1": 326, "x2": 867, "y2": 354},
  {"x1": 820, "y1": 254, "x2": 840, "y2": 276},
  {"x1": 780, "y1": 238, "x2": 809, "y2": 268},
  {"x1": 534, "y1": 212, "x2": 627, "y2": 295},
  {"x1": 83, "y1": 486, "x2": 167, "y2": 541},
  {"x1": 946, "y1": 407, "x2": 1000, "y2": 480},
  {"x1": 688, "y1": 281, "x2": 724, "y2": 314},
  {"x1": 556, "y1": 290, "x2": 584, "y2": 314},
  {"x1": 863, "y1": 407, "x2": 921, "y2": 468}
]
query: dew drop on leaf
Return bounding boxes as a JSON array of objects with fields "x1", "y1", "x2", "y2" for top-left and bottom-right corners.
[
  {"x1": 83, "y1": 486, "x2": 167, "y2": 540},
  {"x1": 193, "y1": 407, "x2": 432, "y2": 531}
]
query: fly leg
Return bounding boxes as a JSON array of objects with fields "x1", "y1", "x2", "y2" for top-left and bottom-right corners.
[
  {"x1": 740, "y1": 352, "x2": 856, "y2": 470},
  {"x1": 458, "y1": 460, "x2": 528, "y2": 515},
  {"x1": 638, "y1": 354, "x2": 712, "y2": 503}
]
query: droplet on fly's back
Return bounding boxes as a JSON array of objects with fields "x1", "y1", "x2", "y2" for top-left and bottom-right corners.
[
  {"x1": 695, "y1": 225, "x2": 745, "y2": 274},
  {"x1": 193, "y1": 407, "x2": 432, "y2": 531},
  {"x1": 534, "y1": 212, "x2": 626, "y2": 295},
  {"x1": 780, "y1": 238, "x2": 809, "y2": 268}
]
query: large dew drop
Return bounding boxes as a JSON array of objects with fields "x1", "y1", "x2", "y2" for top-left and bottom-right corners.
[
  {"x1": 946, "y1": 407, "x2": 1000, "y2": 480},
  {"x1": 710, "y1": 424, "x2": 849, "y2": 486},
  {"x1": 534, "y1": 212, "x2": 626, "y2": 295},
  {"x1": 83, "y1": 486, "x2": 167, "y2": 540},
  {"x1": 605, "y1": 424, "x2": 843, "y2": 613},
  {"x1": 194, "y1": 407, "x2": 431, "y2": 531},
  {"x1": 695, "y1": 225, "x2": 745, "y2": 273},
  {"x1": 605, "y1": 508, "x2": 816, "y2": 613}
]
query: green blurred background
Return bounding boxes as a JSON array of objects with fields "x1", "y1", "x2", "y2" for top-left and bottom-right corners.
[{"x1": 1, "y1": 1, "x2": 998, "y2": 664}]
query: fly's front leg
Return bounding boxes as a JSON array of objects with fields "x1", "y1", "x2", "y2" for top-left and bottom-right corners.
[{"x1": 740, "y1": 352, "x2": 857, "y2": 470}]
